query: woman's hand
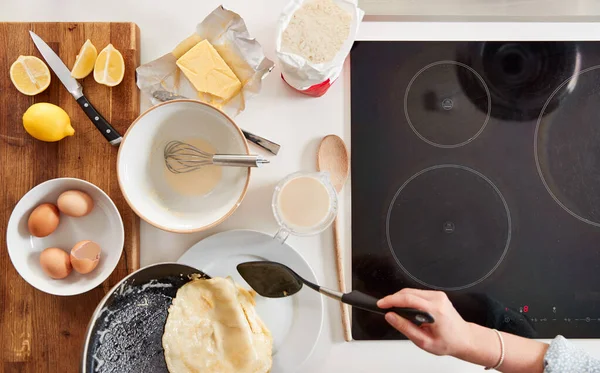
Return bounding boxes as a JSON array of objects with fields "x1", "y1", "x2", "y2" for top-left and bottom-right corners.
[
  {"x1": 379, "y1": 288, "x2": 550, "y2": 373},
  {"x1": 377, "y1": 288, "x2": 473, "y2": 357}
]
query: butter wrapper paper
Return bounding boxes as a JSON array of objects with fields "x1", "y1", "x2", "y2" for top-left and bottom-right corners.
[{"x1": 136, "y1": 6, "x2": 274, "y2": 117}]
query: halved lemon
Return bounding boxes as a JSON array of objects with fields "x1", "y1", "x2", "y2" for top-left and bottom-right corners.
[
  {"x1": 93, "y1": 44, "x2": 125, "y2": 87},
  {"x1": 71, "y1": 39, "x2": 97, "y2": 79},
  {"x1": 10, "y1": 56, "x2": 51, "y2": 96}
]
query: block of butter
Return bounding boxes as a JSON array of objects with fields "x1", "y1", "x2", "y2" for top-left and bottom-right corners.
[{"x1": 176, "y1": 40, "x2": 242, "y2": 102}]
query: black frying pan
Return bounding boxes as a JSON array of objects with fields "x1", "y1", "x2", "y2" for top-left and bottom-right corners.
[{"x1": 81, "y1": 263, "x2": 209, "y2": 373}]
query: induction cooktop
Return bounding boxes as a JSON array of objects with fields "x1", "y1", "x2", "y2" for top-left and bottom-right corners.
[{"x1": 350, "y1": 41, "x2": 600, "y2": 340}]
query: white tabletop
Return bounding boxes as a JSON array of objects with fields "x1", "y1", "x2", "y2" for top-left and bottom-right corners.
[{"x1": 3, "y1": 0, "x2": 600, "y2": 371}]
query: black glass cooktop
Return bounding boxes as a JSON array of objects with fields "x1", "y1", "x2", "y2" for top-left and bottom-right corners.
[{"x1": 351, "y1": 41, "x2": 600, "y2": 340}]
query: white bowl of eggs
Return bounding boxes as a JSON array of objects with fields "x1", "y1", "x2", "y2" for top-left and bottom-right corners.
[{"x1": 6, "y1": 178, "x2": 124, "y2": 296}]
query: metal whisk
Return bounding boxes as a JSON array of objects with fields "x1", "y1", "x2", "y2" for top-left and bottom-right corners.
[{"x1": 164, "y1": 140, "x2": 269, "y2": 174}]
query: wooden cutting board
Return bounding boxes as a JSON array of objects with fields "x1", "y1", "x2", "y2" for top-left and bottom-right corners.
[{"x1": 0, "y1": 23, "x2": 140, "y2": 373}]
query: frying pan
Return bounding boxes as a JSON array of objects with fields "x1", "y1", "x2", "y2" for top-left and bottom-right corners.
[{"x1": 80, "y1": 262, "x2": 209, "y2": 373}]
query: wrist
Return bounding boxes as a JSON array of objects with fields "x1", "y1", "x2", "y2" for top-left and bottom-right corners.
[
  {"x1": 453, "y1": 323, "x2": 502, "y2": 368},
  {"x1": 453, "y1": 322, "x2": 479, "y2": 360}
]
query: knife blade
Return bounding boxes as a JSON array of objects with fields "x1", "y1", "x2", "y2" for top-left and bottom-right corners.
[{"x1": 29, "y1": 31, "x2": 122, "y2": 146}]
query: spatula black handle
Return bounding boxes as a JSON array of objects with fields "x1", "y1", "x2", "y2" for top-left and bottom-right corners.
[{"x1": 341, "y1": 290, "x2": 435, "y2": 326}]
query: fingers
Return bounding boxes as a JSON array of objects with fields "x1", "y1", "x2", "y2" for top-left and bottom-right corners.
[
  {"x1": 378, "y1": 288, "x2": 446, "y2": 308},
  {"x1": 385, "y1": 312, "x2": 430, "y2": 347},
  {"x1": 397, "y1": 288, "x2": 443, "y2": 301},
  {"x1": 377, "y1": 292, "x2": 431, "y2": 311}
]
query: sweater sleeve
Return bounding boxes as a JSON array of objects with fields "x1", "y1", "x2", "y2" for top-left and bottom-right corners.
[{"x1": 543, "y1": 335, "x2": 600, "y2": 373}]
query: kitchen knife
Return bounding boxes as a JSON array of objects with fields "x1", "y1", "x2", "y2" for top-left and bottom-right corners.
[{"x1": 29, "y1": 31, "x2": 122, "y2": 146}]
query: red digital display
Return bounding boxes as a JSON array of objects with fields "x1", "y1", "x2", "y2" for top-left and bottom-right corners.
[{"x1": 524, "y1": 305, "x2": 529, "y2": 313}]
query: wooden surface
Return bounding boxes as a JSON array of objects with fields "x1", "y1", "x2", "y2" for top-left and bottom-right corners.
[{"x1": 0, "y1": 22, "x2": 140, "y2": 373}]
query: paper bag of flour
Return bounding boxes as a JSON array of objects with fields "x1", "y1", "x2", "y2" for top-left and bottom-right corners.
[{"x1": 276, "y1": 0, "x2": 364, "y2": 97}]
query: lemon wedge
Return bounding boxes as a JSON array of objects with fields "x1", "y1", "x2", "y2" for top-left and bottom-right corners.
[
  {"x1": 23, "y1": 103, "x2": 75, "y2": 142},
  {"x1": 10, "y1": 56, "x2": 51, "y2": 96},
  {"x1": 71, "y1": 39, "x2": 98, "y2": 79},
  {"x1": 93, "y1": 44, "x2": 125, "y2": 87}
]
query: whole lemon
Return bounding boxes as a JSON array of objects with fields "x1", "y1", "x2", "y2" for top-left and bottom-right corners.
[{"x1": 22, "y1": 103, "x2": 75, "y2": 142}]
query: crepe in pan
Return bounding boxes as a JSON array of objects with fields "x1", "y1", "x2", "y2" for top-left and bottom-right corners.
[{"x1": 162, "y1": 277, "x2": 272, "y2": 373}]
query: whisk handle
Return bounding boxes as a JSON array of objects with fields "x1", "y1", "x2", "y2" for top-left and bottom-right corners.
[{"x1": 212, "y1": 155, "x2": 269, "y2": 168}]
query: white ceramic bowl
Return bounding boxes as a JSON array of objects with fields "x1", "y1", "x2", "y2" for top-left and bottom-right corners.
[
  {"x1": 6, "y1": 178, "x2": 125, "y2": 296},
  {"x1": 117, "y1": 100, "x2": 250, "y2": 233}
]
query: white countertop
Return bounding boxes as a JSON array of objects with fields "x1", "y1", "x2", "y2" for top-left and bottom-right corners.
[
  {"x1": 359, "y1": 0, "x2": 600, "y2": 18},
  {"x1": 3, "y1": 0, "x2": 600, "y2": 371}
]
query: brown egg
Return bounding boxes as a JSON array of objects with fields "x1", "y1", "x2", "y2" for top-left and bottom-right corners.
[
  {"x1": 39, "y1": 247, "x2": 72, "y2": 279},
  {"x1": 28, "y1": 203, "x2": 60, "y2": 237},
  {"x1": 57, "y1": 190, "x2": 94, "y2": 217},
  {"x1": 70, "y1": 240, "x2": 101, "y2": 274}
]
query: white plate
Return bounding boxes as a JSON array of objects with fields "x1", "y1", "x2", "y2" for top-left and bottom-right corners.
[
  {"x1": 6, "y1": 178, "x2": 124, "y2": 296},
  {"x1": 178, "y1": 230, "x2": 323, "y2": 373}
]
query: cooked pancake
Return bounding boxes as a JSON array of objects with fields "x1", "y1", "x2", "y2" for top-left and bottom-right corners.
[{"x1": 162, "y1": 277, "x2": 272, "y2": 373}]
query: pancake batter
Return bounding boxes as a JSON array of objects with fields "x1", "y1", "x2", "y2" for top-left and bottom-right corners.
[{"x1": 163, "y1": 137, "x2": 223, "y2": 196}]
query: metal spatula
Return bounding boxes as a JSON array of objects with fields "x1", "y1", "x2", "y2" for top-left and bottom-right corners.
[{"x1": 237, "y1": 261, "x2": 435, "y2": 326}]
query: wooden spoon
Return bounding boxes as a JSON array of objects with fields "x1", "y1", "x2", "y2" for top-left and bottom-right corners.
[{"x1": 317, "y1": 134, "x2": 352, "y2": 341}]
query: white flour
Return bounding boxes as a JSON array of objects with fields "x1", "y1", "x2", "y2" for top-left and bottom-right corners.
[{"x1": 281, "y1": 0, "x2": 352, "y2": 64}]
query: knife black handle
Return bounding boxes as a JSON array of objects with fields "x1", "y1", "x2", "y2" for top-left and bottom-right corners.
[
  {"x1": 341, "y1": 290, "x2": 435, "y2": 326},
  {"x1": 76, "y1": 95, "x2": 122, "y2": 146}
]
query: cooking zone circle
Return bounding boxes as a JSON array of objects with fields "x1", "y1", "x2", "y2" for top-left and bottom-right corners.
[
  {"x1": 386, "y1": 165, "x2": 511, "y2": 291},
  {"x1": 404, "y1": 61, "x2": 491, "y2": 148},
  {"x1": 535, "y1": 65, "x2": 600, "y2": 227}
]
